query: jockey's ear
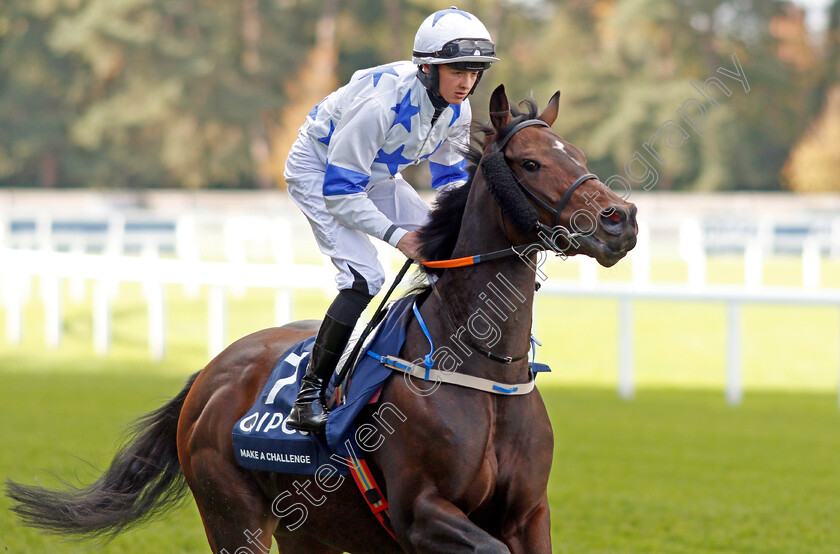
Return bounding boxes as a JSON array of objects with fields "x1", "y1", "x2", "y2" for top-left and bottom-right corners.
[
  {"x1": 489, "y1": 84, "x2": 511, "y2": 132},
  {"x1": 538, "y1": 91, "x2": 561, "y2": 127}
]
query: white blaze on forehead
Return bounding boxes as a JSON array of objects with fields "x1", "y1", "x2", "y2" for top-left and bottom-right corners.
[{"x1": 553, "y1": 140, "x2": 583, "y2": 166}]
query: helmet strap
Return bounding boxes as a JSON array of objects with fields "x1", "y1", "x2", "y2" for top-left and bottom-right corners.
[{"x1": 417, "y1": 65, "x2": 449, "y2": 109}]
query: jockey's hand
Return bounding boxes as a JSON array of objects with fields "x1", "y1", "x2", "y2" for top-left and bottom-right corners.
[{"x1": 396, "y1": 230, "x2": 425, "y2": 261}]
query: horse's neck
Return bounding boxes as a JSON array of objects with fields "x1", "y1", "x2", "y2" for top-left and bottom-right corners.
[
  {"x1": 428, "y1": 186, "x2": 537, "y2": 382},
  {"x1": 435, "y1": 260, "x2": 536, "y2": 352}
]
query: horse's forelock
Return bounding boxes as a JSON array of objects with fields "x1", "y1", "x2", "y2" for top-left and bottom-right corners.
[{"x1": 498, "y1": 98, "x2": 540, "y2": 141}]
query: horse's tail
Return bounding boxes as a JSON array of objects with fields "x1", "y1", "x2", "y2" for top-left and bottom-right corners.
[{"x1": 5, "y1": 371, "x2": 199, "y2": 540}]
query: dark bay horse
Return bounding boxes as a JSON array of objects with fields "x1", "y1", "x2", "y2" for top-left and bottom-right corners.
[{"x1": 7, "y1": 85, "x2": 637, "y2": 553}]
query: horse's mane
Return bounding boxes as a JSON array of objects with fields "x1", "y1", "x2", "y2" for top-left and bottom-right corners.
[{"x1": 416, "y1": 98, "x2": 540, "y2": 277}]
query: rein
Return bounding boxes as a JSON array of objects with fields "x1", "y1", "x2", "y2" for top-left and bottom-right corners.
[
  {"x1": 333, "y1": 258, "x2": 413, "y2": 390},
  {"x1": 419, "y1": 242, "x2": 546, "y2": 269}
]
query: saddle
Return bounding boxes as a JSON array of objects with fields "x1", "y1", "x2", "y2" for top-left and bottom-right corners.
[
  {"x1": 232, "y1": 294, "x2": 417, "y2": 476},
  {"x1": 231, "y1": 294, "x2": 418, "y2": 540}
]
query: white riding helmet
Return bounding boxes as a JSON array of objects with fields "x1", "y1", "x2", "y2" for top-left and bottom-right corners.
[{"x1": 412, "y1": 7, "x2": 499, "y2": 69}]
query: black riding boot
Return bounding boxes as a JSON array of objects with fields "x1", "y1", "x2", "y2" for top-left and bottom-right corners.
[
  {"x1": 286, "y1": 314, "x2": 354, "y2": 432},
  {"x1": 287, "y1": 286, "x2": 373, "y2": 432}
]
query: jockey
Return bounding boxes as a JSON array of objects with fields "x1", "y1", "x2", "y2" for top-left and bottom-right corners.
[{"x1": 284, "y1": 7, "x2": 499, "y2": 432}]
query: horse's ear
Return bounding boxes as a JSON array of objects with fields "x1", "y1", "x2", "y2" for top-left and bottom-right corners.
[
  {"x1": 489, "y1": 84, "x2": 511, "y2": 131},
  {"x1": 538, "y1": 91, "x2": 561, "y2": 126}
]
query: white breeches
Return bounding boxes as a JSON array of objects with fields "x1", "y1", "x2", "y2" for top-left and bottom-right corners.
[{"x1": 285, "y1": 134, "x2": 429, "y2": 295}]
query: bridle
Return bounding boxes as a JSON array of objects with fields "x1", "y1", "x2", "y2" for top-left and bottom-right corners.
[
  {"x1": 420, "y1": 118, "x2": 599, "y2": 269},
  {"x1": 492, "y1": 118, "x2": 598, "y2": 237}
]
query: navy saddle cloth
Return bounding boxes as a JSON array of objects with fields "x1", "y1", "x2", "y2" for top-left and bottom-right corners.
[{"x1": 232, "y1": 294, "x2": 416, "y2": 475}]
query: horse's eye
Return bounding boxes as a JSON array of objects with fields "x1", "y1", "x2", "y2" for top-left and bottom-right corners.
[{"x1": 522, "y1": 160, "x2": 540, "y2": 172}]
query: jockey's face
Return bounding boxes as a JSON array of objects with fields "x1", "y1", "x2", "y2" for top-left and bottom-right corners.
[{"x1": 434, "y1": 64, "x2": 480, "y2": 105}]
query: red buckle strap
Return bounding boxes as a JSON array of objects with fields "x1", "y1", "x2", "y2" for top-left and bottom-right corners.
[{"x1": 344, "y1": 455, "x2": 397, "y2": 541}]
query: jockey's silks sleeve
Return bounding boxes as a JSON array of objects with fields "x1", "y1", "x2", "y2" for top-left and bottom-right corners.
[{"x1": 323, "y1": 96, "x2": 406, "y2": 246}]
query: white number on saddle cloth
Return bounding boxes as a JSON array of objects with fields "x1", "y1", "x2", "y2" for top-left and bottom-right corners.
[
  {"x1": 251, "y1": 350, "x2": 311, "y2": 436},
  {"x1": 267, "y1": 351, "x2": 310, "y2": 404}
]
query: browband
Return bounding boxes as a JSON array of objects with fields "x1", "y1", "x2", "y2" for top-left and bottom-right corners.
[{"x1": 492, "y1": 119, "x2": 550, "y2": 152}]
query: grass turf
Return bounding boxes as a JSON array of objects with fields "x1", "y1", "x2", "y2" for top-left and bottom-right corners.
[
  {"x1": 1, "y1": 370, "x2": 838, "y2": 553},
  {"x1": 1, "y1": 256, "x2": 839, "y2": 552}
]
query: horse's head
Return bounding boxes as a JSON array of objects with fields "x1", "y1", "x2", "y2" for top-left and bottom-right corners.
[{"x1": 481, "y1": 85, "x2": 637, "y2": 267}]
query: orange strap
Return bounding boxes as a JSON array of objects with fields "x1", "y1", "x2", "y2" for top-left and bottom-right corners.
[
  {"x1": 344, "y1": 455, "x2": 397, "y2": 541},
  {"x1": 418, "y1": 242, "x2": 548, "y2": 269},
  {"x1": 419, "y1": 256, "x2": 477, "y2": 268}
]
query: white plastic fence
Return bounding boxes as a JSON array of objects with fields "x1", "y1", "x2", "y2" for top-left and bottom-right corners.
[
  {"x1": 2, "y1": 200, "x2": 840, "y2": 407},
  {"x1": 539, "y1": 279, "x2": 840, "y2": 409},
  {"x1": 2, "y1": 246, "x2": 839, "y2": 409},
  {"x1": 0, "y1": 247, "x2": 333, "y2": 361},
  {"x1": 3, "y1": 212, "x2": 840, "y2": 289}
]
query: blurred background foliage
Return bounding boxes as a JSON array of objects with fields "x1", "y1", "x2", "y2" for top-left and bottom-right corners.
[{"x1": 0, "y1": 0, "x2": 837, "y2": 191}]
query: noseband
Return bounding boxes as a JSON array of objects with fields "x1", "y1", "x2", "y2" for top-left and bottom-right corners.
[{"x1": 493, "y1": 119, "x2": 597, "y2": 233}]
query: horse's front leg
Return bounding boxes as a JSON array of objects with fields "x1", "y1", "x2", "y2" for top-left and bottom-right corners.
[
  {"x1": 389, "y1": 487, "x2": 510, "y2": 554},
  {"x1": 374, "y1": 373, "x2": 511, "y2": 552},
  {"x1": 499, "y1": 493, "x2": 551, "y2": 554}
]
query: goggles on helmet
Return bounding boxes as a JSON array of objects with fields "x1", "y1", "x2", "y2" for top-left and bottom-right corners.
[{"x1": 413, "y1": 38, "x2": 496, "y2": 63}]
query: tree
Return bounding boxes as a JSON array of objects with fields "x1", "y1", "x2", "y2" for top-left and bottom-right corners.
[
  {"x1": 783, "y1": 0, "x2": 840, "y2": 193},
  {"x1": 265, "y1": 0, "x2": 339, "y2": 188},
  {"x1": 783, "y1": 85, "x2": 840, "y2": 193},
  {"x1": 0, "y1": 0, "x2": 88, "y2": 187},
  {"x1": 0, "y1": 0, "x2": 831, "y2": 191},
  {"x1": 0, "y1": 0, "x2": 321, "y2": 188},
  {"x1": 486, "y1": 0, "x2": 819, "y2": 192}
]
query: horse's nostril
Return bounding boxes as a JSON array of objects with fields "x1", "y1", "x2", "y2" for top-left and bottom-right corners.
[{"x1": 599, "y1": 208, "x2": 626, "y2": 236}]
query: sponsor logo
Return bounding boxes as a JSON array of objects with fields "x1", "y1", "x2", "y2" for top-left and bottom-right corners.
[{"x1": 237, "y1": 410, "x2": 304, "y2": 435}]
